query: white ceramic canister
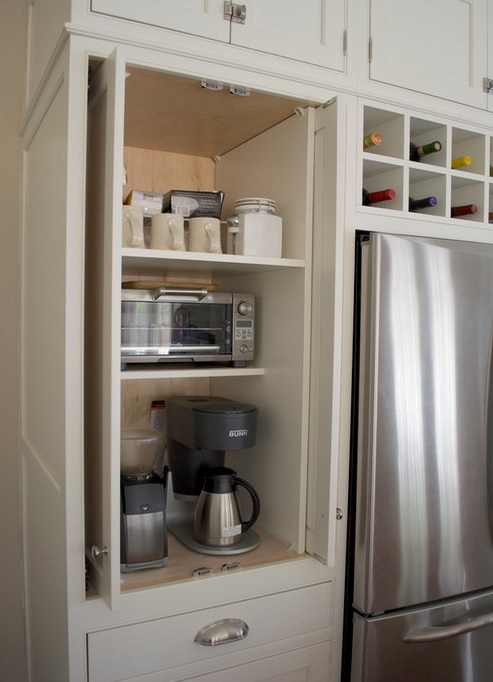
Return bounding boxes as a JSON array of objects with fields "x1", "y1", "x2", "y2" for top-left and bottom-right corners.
[{"x1": 227, "y1": 197, "x2": 282, "y2": 258}]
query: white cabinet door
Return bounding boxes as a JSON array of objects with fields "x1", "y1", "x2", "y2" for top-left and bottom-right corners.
[
  {"x1": 86, "y1": 49, "x2": 127, "y2": 610},
  {"x1": 90, "y1": 0, "x2": 346, "y2": 71},
  {"x1": 90, "y1": 0, "x2": 229, "y2": 41},
  {"x1": 369, "y1": 0, "x2": 488, "y2": 109},
  {"x1": 488, "y1": 0, "x2": 493, "y2": 111},
  {"x1": 230, "y1": 0, "x2": 346, "y2": 71}
]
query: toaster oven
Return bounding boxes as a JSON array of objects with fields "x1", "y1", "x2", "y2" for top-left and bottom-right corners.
[{"x1": 121, "y1": 287, "x2": 255, "y2": 368}]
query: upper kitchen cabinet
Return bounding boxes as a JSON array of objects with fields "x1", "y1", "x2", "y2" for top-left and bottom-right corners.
[
  {"x1": 368, "y1": 0, "x2": 490, "y2": 110},
  {"x1": 90, "y1": 0, "x2": 230, "y2": 42},
  {"x1": 89, "y1": 0, "x2": 347, "y2": 71}
]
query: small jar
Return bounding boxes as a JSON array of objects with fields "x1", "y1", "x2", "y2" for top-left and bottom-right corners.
[{"x1": 227, "y1": 197, "x2": 282, "y2": 257}]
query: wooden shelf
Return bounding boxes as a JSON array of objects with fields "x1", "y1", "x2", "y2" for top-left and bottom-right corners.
[
  {"x1": 121, "y1": 248, "x2": 305, "y2": 276},
  {"x1": 120, "y1": 527, "x2": 301, "y2": 592},
  {"x1": 121, "y1": 365, "x2": 266, "y2": 380}
]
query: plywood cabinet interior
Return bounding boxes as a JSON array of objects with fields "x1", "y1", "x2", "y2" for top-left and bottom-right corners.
[{"x1": 84, "y1": 57, "x2": 330, "y2": 605}]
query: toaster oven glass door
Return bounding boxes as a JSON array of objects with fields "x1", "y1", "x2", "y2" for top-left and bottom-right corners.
[{"x1": 121, "y1": 300, "x2": 232, "y2": 362}]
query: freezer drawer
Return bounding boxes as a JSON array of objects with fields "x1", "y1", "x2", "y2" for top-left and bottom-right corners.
[{"x1": 351, "y1": 589, "x2": 493, "y2": 682}]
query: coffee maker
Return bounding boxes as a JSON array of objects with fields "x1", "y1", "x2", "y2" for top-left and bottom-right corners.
[{"x1": 166, "y1": 396, "x2": 260, "y2": 554}]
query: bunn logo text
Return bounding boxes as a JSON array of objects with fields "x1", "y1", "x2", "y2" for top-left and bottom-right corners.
[{"x1": 229, "y1": 429, "x2": 248, "y2": 437}]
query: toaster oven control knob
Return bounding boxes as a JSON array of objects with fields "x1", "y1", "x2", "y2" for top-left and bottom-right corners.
[
  {"x1": 240, "y1": 344, "x2": 250, "y2": 354},
  {"x1": 237, "y1": 300, "x2": 253, "y2": 316}
]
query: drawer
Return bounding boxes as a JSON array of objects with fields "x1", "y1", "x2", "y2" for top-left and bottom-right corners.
[
  {"x1": 93, "y1": 642, "x2": 332, "y2": 682},
  {"x1": 87, "y1": 582, "x2": 332, "y2": 682}
]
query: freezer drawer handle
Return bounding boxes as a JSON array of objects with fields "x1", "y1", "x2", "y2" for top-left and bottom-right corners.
[
  {"x1": 404, "y1": 612, "x2": 493, "y2": 642},
  {"x1": 194, "y1": 618, "x2": 249, "y2": 646}
]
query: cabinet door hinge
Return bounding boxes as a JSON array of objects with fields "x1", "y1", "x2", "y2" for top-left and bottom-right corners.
[
  {"x1": 343, "y1": 29, "x2": 348, "y2": 56},
  {"x1": 369, "y1": 37, "x2": 373, "y2": 63},
  {"x1": 224, "y1": 1, "x2": 247, "y2": 24},
  {"x1": 483, "y1": 77, "x2": 493, "y2": 94}
]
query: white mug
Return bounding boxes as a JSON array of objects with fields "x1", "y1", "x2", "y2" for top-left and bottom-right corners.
[
  {"x1": 188, "y1": 217, "x2": 222, "y2": 254},
  {"x1": 122, "y1": 206, "x2": 145, "y2": 248},
  {"x1": 150, "y1": 213, "x2": 185, "y2": 251}
]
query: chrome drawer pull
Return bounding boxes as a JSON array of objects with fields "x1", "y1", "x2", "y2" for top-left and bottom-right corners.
[{"x1": 194, "y1": 618, "x2": 249, "y2": 646}]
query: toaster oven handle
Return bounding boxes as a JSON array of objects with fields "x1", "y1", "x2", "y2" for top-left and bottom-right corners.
[{"x1": 152, "y1": 287, "x2": 209, "y2": 301}]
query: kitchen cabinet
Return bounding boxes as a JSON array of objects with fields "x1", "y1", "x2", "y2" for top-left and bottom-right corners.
[
  {"x1": 357, "y1": 101, "x2": 493, "y2": 226},
  {"x1": 21, "y1": 29, "x2": 345, "y2": 681},
  {"x1": 21, "y1": 3, "x2": 493, "y2": 682},
  {"x1": 89, "y1": 0, "x2": 347, "y2": 72},
  {"x1": 84, "y1": 48, "x2": 329, "y2": 608},
  {"x1": 368, "y1": 0, "x2": 490, "y2": 109}
]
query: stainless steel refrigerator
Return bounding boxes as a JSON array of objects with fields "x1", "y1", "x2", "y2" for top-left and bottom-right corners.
[{"x1": 346, "y1": 232, "x2": 493, "y2": 682}]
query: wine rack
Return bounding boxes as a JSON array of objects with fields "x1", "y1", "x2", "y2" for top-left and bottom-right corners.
[{"x1": 360, "y1": 103, "x2": 493, "y2": 226}]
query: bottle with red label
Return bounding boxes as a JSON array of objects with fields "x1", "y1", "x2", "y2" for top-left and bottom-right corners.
[
  {"x1": 451, "y1": 204, "x2": 478, "y2": 218},
  {"x1": 362, "y1": 188, "x2": 396, "y2": 206}
]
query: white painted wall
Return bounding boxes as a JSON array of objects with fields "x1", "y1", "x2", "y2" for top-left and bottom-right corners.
[{"x1": 0, "y1": 2, "x2": 28, "y2": 681}]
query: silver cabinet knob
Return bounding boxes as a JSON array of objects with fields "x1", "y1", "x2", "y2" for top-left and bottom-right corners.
[
  {"x1": 91, "y1": 545, "x2": 108, "y2": 560},
  {"x1": 194, "y1": 618, "x2": 249, "y2": 646}
]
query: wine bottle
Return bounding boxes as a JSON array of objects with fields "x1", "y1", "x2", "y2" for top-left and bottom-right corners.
[
  {"x1": 362, "y1": 188, "x2": 396, "y2": 205},
  {"x1": 451, "y1": 155, "x2": 472, "y2": 169},
  {"x1": 451, "y1": 204, "x2": 478, "y2": 217},
  {"x1": 409, "y1": 141, "x2": 442, "y2": 161},
  {"x1": 409, "y1": 196, "x2": 438, "y2": 212},
  {"x1": 363, "y1": 132, "x2": 382, "y2": 150}
]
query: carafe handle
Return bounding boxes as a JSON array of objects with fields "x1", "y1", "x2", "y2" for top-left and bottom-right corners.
[{"x1": 233, "y1": 476, "x2": 260, "y2": 533}]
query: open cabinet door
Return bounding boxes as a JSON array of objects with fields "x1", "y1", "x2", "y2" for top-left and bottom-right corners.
[
  {"x1": 85, "y1": 49, "x2": 126, "y2": 610},
  {"x1": 305, "y1": 97, "x2": 350, "y2": 567}
]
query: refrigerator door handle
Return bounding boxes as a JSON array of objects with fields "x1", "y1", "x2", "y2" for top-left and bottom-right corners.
[{"x1": 403, "y1": 611, "x2": 493, "y2": 642}]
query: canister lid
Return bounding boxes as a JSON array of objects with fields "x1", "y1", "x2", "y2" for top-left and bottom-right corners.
[{"x1": 234, "y1": 197, "x2": 276, "y2": 214}]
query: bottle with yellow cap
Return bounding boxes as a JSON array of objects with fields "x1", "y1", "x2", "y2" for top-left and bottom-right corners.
[{"x1": 451, "y1": 155, "x2": 472, "y2": 169}]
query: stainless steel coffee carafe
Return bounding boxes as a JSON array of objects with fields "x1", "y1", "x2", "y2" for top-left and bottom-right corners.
[{"x1": 194, "y1": 467, "x2": 260, "y2": 547}]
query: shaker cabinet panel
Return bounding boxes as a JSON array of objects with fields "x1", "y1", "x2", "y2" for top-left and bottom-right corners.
[
  {"x1": 369, "y1": 0, "x2": 488, "y2": 109},
  {"x1": 230, "y1": 0, "x2": 346, "y2": 71},
  {"x1": 90, "y1": 0, "x2": 346, "y2": 71},
  {"x1": 90, "y1": 0, "x2": 229, "y2": 41},
  {"x1": 93, "y1": 643, "x2": 331, "y2": 682}
]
